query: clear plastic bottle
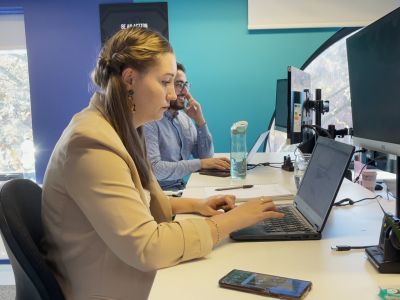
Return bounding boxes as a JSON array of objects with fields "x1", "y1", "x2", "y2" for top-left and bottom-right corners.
[
  {"x1": 294, "y1": 152, "x2": 312, "y2": 189},
  {"x1": 230, "y1": 121, "x2": 248, "y2": 179}
]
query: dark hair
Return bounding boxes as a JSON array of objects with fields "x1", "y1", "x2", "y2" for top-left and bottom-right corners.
[
  {"x1": 177, "y1": 62, "x2": 186, "y2": 73},
  {"x1": 92, "y1": 27, "x2": 173, "y2": 188}
]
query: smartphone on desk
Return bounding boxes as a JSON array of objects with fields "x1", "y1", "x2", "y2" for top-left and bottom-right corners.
[{"x1": 219, "y1": 269, "x2": 312, "y2": 300}]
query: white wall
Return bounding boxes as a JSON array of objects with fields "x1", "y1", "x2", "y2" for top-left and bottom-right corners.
[
  {"x1": 248, "y1": 0, "x2": 400, "y2": 29},
  {"x1": 0, "y1": 14, "x2": 26, "y2": 50}
]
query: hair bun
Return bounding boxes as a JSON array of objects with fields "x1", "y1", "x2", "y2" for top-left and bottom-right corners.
[{"x1": 99, "y1": 57, "x2": 119, "y2": 75}]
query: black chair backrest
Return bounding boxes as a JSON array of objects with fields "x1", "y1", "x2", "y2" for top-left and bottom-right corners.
[{"x1": 0, "y1": 179, "x2": 65, "y2": 300}]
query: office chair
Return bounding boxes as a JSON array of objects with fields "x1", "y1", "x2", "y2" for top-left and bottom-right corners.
[{"x1": 0, "y1": 179, "x2": 65, "y2": 300}]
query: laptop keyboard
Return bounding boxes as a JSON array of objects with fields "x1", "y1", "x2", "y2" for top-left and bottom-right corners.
[{"x1": 262, "y1": 206, "x2": 313, "y2": 233}]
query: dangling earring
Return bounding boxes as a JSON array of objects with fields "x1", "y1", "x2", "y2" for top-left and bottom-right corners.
[{"x1": 128, "y1": 90, "x2": 135, "y2": 112}]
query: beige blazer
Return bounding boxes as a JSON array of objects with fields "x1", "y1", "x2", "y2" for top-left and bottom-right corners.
[{"x1": 41, "y1": 94, "x2": 213, "y2": 300}]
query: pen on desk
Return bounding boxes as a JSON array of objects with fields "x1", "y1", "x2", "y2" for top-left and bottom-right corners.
[{"x1": 215, "y1": 184, "x2": 254, "y2": 191}]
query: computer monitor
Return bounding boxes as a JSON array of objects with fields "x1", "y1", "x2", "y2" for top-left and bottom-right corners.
[
  {"x1": 347, "y1": 6, "x2": 400, "y2": 217},
  {"x1": 287, "y1": 66, "x2": 312, "y2": 144},
  {"x1": 274, "y1": 79, "x2": 288, "y2": 133}
]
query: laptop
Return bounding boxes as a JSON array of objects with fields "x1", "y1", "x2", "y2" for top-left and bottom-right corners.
[
  {"x1": 230, "y1": 136, "x2": 355, "y2": 241},
  {"x1": 247, "y1": 131, "x2": 270, "y2": 164}
]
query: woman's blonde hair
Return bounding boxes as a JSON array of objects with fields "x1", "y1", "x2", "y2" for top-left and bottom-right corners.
[{"x1": 92, "y1": 27, "x2": 173, "y2": 188}]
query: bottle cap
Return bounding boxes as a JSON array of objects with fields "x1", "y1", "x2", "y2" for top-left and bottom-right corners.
[{"x1": 231, "y1": 120, "x2": 248, "y2": 134}]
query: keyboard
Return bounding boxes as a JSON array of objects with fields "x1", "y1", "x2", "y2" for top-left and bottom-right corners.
[{"x1": 262, "y1": 206, "x2": 313, "y2": 233}]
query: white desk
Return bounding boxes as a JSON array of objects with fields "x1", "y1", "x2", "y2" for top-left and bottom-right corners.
[
  {"x1": 149, "y1": 153, "x2": 399, "y2": 300},
  {"x1": 195, "y1": 153, "x2": 294, "y2": 187}
]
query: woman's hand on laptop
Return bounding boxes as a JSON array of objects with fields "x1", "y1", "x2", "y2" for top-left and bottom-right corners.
[
  {"x1": 228, "y1": 197, "x2": 285, "y2": 228},
  {"x1": 206, "y1": 197, "x2": 284, "y2": 244}
]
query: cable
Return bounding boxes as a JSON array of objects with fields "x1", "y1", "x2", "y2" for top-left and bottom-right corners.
[
  {"x1": 331, "y1": 245, "x2": 374, "y2": 251},
  {"x1": 302, "y1": 124, "x2": 334, "y2": 139},
  {"x1": 299, "y1": 124, "x2": 318, "y2": 141},
  {"x1": 333, "y1": 195, "x2": 383, "y2": 207},
  {"x1": 246, "y1": 163, "x2": 263, "y2": 170},
  {"x1": 353, "y1": 149, "x2": 366, "y2": 154},
  {"x1": 267, "y1": 165, "x2": 282, "y2": 169},
  {"x1": 296, "y1": 124, "x2": 333, "y2": 155},
  {"x1": 353, "y1": 154, "x2": 387, "y2": 183},
  {"x1": 263, "y1": 162, "x2": 283, "y2": 167},
  {"x1": 332, "y1": 195, "x2": 384, "y2": 251},
  {"x1": 247, "y1": 162, "x2": 284, "y2": 170},
  {"x1": 388, "y1": 191, "x2": 397, "y2": 200}
]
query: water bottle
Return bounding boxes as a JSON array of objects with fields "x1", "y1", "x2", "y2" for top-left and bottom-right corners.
[
  {"x1": 293, "y1": 152, "x2": 311, "y2": 190},
  {"x1": 230, "y1": 121, "x2": 248, "y2": 179}
]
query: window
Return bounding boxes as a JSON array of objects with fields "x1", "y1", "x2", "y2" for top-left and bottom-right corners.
[
  {"x1": 302, "y1": 28, "x2": 359, "y2": 132},
  {"x1": 0, "y1": 12, "x2": 35, "y2": 181},
  {"x1": 267, "y1": 28, "x2": 359, "y2": 153}
]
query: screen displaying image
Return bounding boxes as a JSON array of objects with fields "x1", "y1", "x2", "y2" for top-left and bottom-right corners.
[{"x1": 220, "y1": 269, "x2": 311, "y2": 298}]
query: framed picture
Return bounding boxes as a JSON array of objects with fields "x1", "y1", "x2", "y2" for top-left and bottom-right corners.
[{"x1": 99, "y1": 2, "x2": 168, "y2": 45}]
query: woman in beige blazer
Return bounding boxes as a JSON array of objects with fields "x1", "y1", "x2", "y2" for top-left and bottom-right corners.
[{"x1": 41, "y1": 27, "x2": 283, "y2": 300}]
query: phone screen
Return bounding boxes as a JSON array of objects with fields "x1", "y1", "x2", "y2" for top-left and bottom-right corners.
[{"x1": 219, "y1": 269, "x2": 311, "y2": 299}]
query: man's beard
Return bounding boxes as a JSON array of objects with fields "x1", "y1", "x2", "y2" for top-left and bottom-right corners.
[{"x1": 169, "y1": 97, "x2": 185, "y2": 110}]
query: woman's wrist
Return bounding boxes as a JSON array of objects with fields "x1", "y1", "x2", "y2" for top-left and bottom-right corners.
[
  {"x1": 206, "y1": 218, "x2": 220, "y2": 244},
  {"x1": 207, "y1": 213, "x2": 237, "y2": 243},
  {"x1": 191, "y1": 199, "x2": 203, "y2": 214},
  {"x1": 170, "y1": 197, "x2": 200, "y2": 215}
]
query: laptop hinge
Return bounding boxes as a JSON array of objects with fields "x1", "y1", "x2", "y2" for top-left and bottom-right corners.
[{"x1": 294, "y1": 202, "x2": 319, "y2": 231}]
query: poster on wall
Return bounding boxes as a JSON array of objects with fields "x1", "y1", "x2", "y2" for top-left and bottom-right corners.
[{"x1": 99, "y1": 3, "x2": 168, "y2": 45}]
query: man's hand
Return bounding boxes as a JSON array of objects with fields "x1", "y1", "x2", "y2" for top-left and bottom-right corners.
[
  {"x1": 184, "y1": 92, "x2": 206, "y2": 127},
  {"x1": 200, "y1": 157, "x2": 230, "y2": 170}
]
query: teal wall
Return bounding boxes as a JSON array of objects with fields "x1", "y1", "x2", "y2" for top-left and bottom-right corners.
[
  {"x1": 1, "y1": 0, "x2": 338, "y2": 181},
  {"x1": 138, "y1": 0, "x2": 338, "y2": 152}
]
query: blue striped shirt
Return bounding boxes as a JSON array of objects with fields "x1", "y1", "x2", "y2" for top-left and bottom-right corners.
[{"x1": 143, "y1": 110, "x2": 214, "y2": 190}]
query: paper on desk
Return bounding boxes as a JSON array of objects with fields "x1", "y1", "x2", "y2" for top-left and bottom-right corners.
[{"x1": 204, "y1": 184, "x2": 294, "y2": 202}]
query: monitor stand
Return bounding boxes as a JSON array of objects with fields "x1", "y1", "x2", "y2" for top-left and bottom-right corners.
[
  {"x1": 366, "y1": 160, "x2": 400, "y2": 273},
  {"x1": 366, "y1": 224, "x2": 400, "y2": 274}
]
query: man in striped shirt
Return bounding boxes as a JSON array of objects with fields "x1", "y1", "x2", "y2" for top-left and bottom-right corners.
[{"x1": 143, "y1": 63, "x2": 230, "y2": 190}]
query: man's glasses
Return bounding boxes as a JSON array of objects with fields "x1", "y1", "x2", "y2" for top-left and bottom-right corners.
[{"x1": 174, "y1": 80, "x2": 191, "y2": 92}]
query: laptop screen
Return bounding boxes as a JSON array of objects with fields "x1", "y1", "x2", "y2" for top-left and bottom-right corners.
[
  {"x1": 295, "y1": 137, "x2": 354, "y2": 231},
  {"x1": 247, "y1": 131, "x2": 269, "y2": 164}
]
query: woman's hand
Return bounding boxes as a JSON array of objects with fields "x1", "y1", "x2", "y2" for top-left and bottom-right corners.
[
  {"x1": 227, "y1": 197, "x2": 284, "y2": 229},
  {"x1": 206, "y1": 197, "x2": 285, "y2": 244},
  {"x1": 195, "y1": 195, "x2": 236, "y2": 216}
]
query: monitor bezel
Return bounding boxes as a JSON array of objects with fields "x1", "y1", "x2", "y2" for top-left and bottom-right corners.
[
  {"x1": 274, "y1": 79, "x2": 288, "y2": 133},
  {"x1": 352, "y1": 137, "x2": 400, "y2": 158}
]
